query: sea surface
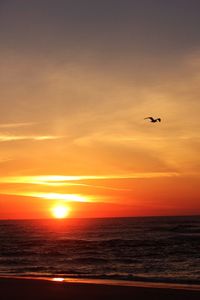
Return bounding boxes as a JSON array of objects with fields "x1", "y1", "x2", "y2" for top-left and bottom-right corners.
[{"x1": 0, "y1": 216, "x2": 200, "y2": 285}]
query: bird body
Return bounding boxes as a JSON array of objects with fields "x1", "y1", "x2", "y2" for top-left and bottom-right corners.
[{"x1": 144, "y1": 117, "x2": 161, "y2": 123}]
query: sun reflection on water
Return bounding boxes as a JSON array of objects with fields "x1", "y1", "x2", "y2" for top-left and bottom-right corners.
[{"x1": 52, "y1": 277, "x2": 65, "y2": 282}]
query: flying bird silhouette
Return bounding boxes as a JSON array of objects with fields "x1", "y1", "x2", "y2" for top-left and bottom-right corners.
[{"x1": 144, "y1": 117, "x2": 161, "y2": 123}]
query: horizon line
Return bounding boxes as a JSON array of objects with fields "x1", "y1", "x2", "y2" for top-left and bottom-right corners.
[{"x1": 0, "y1": 214, "x2": 199, "y2": 221}]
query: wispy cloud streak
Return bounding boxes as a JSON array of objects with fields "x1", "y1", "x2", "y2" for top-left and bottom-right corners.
[
  {"x1": 0, "y1": 172, "x2": 179, "y2": 185},
  {"x1": 1, "y1": 191, "x2": 91, "y2": 203},
  {"x1": 0, "y1": 122, "x2": 35, "y2": 129},
  {"x1": 0, "y1": 135, "x2": 64, "y2": 142}
]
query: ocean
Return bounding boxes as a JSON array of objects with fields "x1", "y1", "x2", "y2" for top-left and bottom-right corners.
[{"x1": 0, "y1": 216, "x2": 200, "y2": 285}]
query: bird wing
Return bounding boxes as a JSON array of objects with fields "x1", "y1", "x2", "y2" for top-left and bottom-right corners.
[
  {"x1": 157, "y1": 118, "x2": 161, "y2": 122},
  {"x1": 144, "y1": 117, "x2": 154, "y2": 121}
]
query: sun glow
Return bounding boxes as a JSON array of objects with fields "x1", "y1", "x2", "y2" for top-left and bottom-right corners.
[{"x1": 52, "y1": 205, "x2": 70, "y2": 219}]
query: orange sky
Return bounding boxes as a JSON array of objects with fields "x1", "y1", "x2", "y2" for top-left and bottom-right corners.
[{"x1": 0, "y1": 1, "x2": 200, "y2": 219}]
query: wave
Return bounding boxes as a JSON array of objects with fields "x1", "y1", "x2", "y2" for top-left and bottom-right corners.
[{"x1": 1, "y1": 216, "x2": 200, "y2": 285}]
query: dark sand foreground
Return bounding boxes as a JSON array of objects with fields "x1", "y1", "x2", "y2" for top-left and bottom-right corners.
[{"x1": 0, "y1": 277, "x2": 200, "y2": 300}]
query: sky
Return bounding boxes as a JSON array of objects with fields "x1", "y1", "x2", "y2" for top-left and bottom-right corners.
[{"x1": 0, "y1": 0, "x2": 200, "y2": 219}]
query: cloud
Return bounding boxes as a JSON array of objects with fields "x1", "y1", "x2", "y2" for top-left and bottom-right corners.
[
  {"x1": 0, "y1": 157, "x2": 12, "y2": 163},
  {"x1": 0, "y1": 122, "x2": 34, "y2": 128},
  {"x1": 1, "y1": 191, "x2": 91, "y2": 203},
  {"x1": 0, "y1": 173, "x2": 179, "y2": 203},
  {"x1": 0, "y1": 135, "x2": 64, "y2": 142},
  {"x1": 0, "y1": 172, "x2": 179, "y2": 185}
]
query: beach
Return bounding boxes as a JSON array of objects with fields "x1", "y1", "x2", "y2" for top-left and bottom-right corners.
[{"x1": 0, "y1": 277, "x2": 200, "y2": 300}]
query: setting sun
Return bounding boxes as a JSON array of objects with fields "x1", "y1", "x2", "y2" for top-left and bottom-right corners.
[{"x1": 52, "y1": 205, "x2": 70, "y2": 219}]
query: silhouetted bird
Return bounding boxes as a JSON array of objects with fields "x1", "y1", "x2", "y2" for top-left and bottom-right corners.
[{"x1": 144, "y1": 117, "x2": 161, "y2": 123}]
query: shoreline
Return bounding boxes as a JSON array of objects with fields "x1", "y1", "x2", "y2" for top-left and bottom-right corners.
[
  {"x1": 0, "y1": 276, "x2": 200, "y2": 300},
  {"x1": 1, "y1": 275, "x2": 200, "y2": 291}
]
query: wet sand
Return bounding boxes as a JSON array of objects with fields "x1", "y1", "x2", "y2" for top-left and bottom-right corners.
[{"x1": 0, "y1": 277, "x2": 200, "y2": 300}]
